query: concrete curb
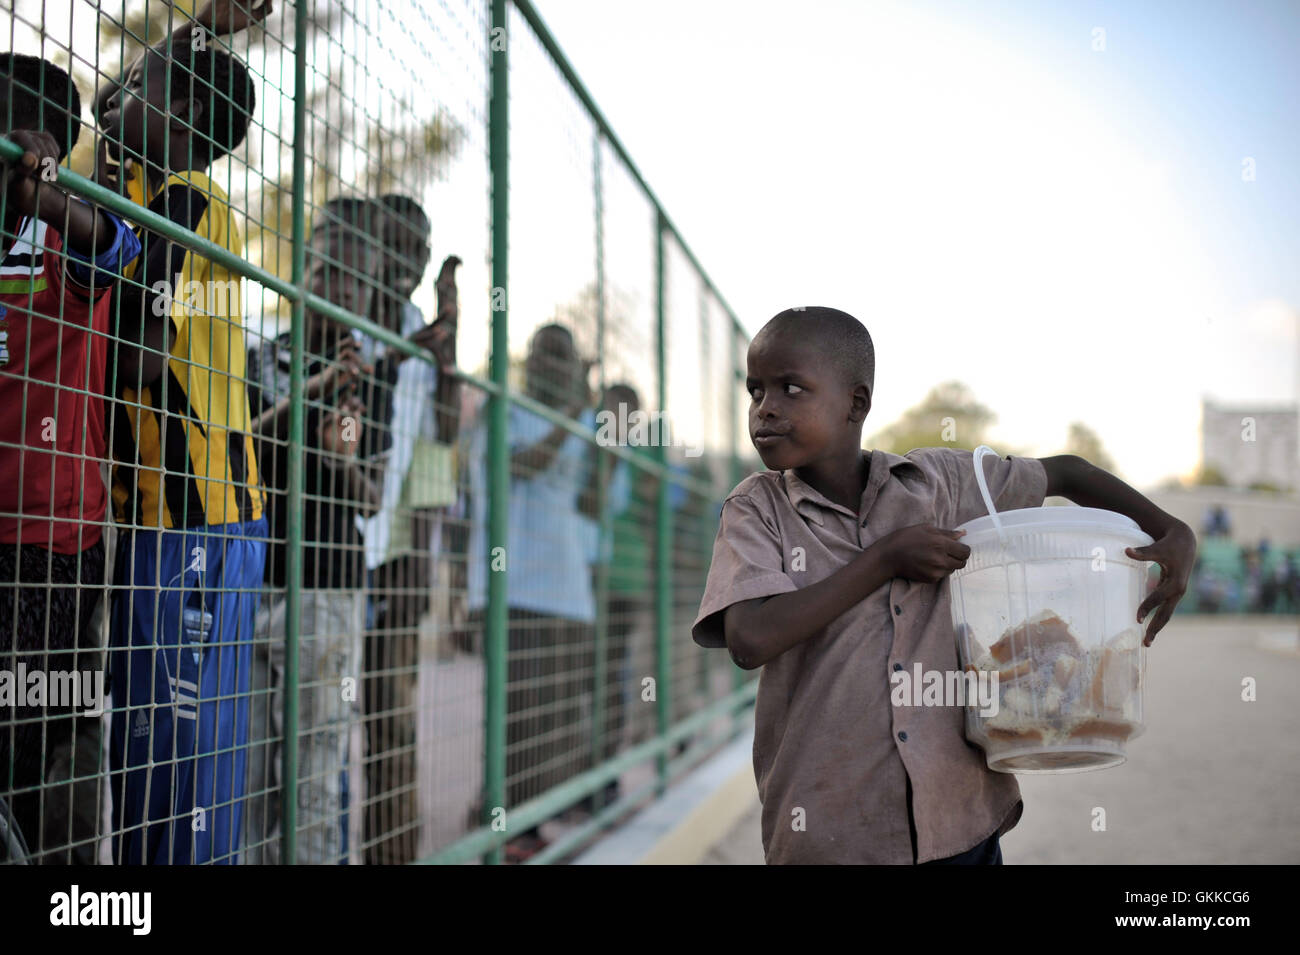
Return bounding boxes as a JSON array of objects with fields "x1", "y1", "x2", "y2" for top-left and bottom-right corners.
[{"x1": 573, "y1": 723, "x2": 757, "y2": 865}]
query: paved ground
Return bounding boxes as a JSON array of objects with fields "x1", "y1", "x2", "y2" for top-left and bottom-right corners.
[{"x1": 700, "y1": 615, "x2": 1300, "y2": 865}]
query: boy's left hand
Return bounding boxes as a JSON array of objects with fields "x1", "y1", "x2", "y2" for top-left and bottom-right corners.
[
  {"x1": 1126, "y1": 520, "x2": 1197, "y2": 646},
  {"x1": 193, "y1": 0, "x2": 274, "y2": 36}
]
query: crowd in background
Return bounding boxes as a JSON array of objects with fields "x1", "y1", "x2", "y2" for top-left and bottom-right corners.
[{"x1": 1194, "y1": 506, "x2": 1300, "y2": 615}]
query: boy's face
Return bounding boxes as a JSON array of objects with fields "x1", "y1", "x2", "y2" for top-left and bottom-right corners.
[
  {"x1": 307, "y1": 230, "x2": 376, "y2": 337},
  {"x1": 603, "y1": 387, "x2": 640, "y2": 443},
  {"x1": 526, "y1": 328, "x2": 580, "y2": 405},
  {"x1": 745, "y1": 332, "x2": 868, "y2": 471},
  {"x1": 99, "y1": 49, "x2": 179, "y2": 166},
  {"x1": 381, "y1": 217, "x2": 430, "y2": 301}
]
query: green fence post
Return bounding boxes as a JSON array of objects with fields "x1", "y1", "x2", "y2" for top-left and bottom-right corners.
[
  {"x1": 654, "y1": 212, "x2": 671, "y2": 793},
  {"x1": 591, "y1": 127, "x2": 609, "y2": 803},
  {"x1": 483, "y1": 0, "x2": 510, "y2": 866},
  {"x1": 279, "y1": 0, "x2": 310, "y2": 866}
]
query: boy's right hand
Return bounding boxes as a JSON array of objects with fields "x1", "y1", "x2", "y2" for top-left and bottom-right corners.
[
  {"x1": 877, "y1": 524, "x2": 970, "y2": 583},
  {"x1": 3, "y1": 130, "x2": 62, "y2": 219},
  {"x1": 193, "y1": 0, "x2": 274, "y2": 35}
]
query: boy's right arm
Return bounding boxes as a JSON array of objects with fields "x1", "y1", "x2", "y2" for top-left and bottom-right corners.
[
  {"x1": 249, "y1": 338, "x2": 364, "y2": 441},
  {"x1": 3, "y1": 131, "x2": 141, "y2": 289},
  {"x1": 724, "y1": 524, "x2": 970, "y2": 670},
  {"x1": 509, "y1": 395, "x2": 586, "y2": 478}
]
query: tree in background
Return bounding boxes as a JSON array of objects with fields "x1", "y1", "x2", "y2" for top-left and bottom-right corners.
[
  {"x1": 1060, "y1": 421, "x2": 1116, "y2": 474},
  {"x1": 1194, "y1": 464, "x2": 1229, "y2": 487},
  {"x1": 866, "y1": 380, "x2": 1009, "y2": 455}
]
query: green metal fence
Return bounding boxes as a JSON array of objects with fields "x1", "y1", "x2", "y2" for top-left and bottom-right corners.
[{"x1": 1, "y1": 0, "x2": 759, "y2": 865}]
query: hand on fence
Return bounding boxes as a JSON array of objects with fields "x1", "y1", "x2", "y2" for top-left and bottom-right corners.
[
  {"x1": 193, "y1": 0, "x2": 275, "y2": 36},
  {"x1": 417, "y1": 254, "x2": 461, "y2": 373},
  {"x1": 2, "y1": 130, "x2": 61, "y2": 218},
  {"x1": 434, "y1": 254, "x2": 461, "y2": 322},
  {"x1": 572, "y1": 357, "x2": 595, "y2": 411},
  {"x1": 307, "y1": 336, "x2": 371, "y2": 400}
]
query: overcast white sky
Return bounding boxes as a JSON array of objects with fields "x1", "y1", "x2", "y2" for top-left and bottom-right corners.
[{"x1": 531, "y1": 0, "x2": 1300, "y2": 487}]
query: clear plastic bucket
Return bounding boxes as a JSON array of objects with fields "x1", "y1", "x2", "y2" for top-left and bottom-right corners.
[{"x1": 948, "y1": 446, "x2": 1153, "y2": 773}]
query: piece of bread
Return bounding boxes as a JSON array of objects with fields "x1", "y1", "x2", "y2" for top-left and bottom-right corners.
[
  {"x1": 986, "y1": 726, "x2": 1044, "y2": 744},
  {"x1": 1086, "y1": 647, "x2": 1139, "y2": 718},
  {"x1": 1067, "y1": 719, "x2": 1133, "y2": 743},
  {"x1": 989, "y1": 610, "x2": 1085, "y2": 665},
  {"x1": 997, "y1": 658, "x2": 1034, "y2": 683}
]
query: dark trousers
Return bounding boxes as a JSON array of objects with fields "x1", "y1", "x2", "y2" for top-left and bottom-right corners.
[
  {"x1": 923, "y1": 831, "x2": 1003, "y2": 865},
  {"x1": 599, "y1": 595, "x2": 642, "y2": 764},
  {"x1": 363, "y1": 558, "x2": 427, "y2": 865},
  {"x1": 0, "y1": 540, "x2": 106, "y2": 864},
  {"x1": 466, "y1": 607, "x2": 595, "y2": 830}
]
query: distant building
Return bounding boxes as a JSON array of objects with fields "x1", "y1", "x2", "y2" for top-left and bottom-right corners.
[{"x1": 1201, "y1": 400, "x2": 1298, "y2": 490}]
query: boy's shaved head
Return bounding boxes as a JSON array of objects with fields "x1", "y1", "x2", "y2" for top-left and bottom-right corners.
[{"x1": 754, "y1": 307, "x2": 875, "y2": 398}]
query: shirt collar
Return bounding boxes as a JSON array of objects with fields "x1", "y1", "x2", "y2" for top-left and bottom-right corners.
[
  {"x1": 125, "y1": 160, "x2": 205, "y2": 207},
  {"x1": 781, "y1": 448, "x2": 925, "y2": 526}
]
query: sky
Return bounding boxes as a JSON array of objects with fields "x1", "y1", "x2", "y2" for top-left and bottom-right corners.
[
  {"x1": 530, "y1": 0, "x2": 1300, "y2": 487},
  {"x1": 5, "y1": 0, "x2": 1297, "y2": 488}
]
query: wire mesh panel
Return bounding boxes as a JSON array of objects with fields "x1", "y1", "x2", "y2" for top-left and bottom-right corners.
[
  {"x1": 593, "y1": 141, "x2": 659, "y2": 789},
  {"x1": 0, "y1": 0, "x2": 751, "y2": 866}
]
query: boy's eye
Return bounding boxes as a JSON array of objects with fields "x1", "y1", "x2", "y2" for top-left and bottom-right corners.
[{"x1": 785, "y1": 383, "x2": 804, "y2": 395}]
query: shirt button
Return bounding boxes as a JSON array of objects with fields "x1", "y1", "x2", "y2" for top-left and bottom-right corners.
[
  {"x1": 894, "y1": 605, "x2": 902, "y2": 615},
  {"x1": 893, "y1": 663, "x2": 903, "y2": 672},
  {"x1": 898, "y1": 731, "x2": 908, "y2": 742}
]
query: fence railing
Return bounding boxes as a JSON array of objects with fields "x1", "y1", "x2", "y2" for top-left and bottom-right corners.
[{"x1": 0, "y1": 0, "x2": 759, "y2": 865}]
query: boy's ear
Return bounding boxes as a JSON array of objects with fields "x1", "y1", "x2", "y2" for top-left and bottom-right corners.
[
  {"x1": 848, "y1": 384, "x2": 871, "y2": 423},
  {"x1": 168, "y1": 96, "x2": 205, "y2": 134}
]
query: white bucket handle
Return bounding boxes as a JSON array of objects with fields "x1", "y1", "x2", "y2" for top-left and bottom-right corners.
[{"x1": 972, "y1": 444, "x2": 1008, "y2": 545}]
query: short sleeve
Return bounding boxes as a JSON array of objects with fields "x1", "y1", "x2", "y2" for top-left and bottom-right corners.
[
  {"x1": 920, "y1": 447, "x2": 1048, "y2": 527},
  {"x1": 691, "y1": 493, "x2": 799, "y2": 649},
  {"x1": 63, "y1": 207, "x2": 141, "y2": 289}
]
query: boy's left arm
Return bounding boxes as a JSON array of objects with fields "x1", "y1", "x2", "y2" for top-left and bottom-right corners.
[{"x1": 1039, "y1": 454, "x2": 1197, "y2": 646}]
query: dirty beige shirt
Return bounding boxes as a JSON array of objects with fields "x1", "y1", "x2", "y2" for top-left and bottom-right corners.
[{"x1": 692, "y1": 446, "x2": 1048, "y2": 864}]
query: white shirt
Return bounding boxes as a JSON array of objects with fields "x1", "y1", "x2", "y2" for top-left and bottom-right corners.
[{"x1": 355, "y1": 302, "x2": 441, "y2": 570}]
